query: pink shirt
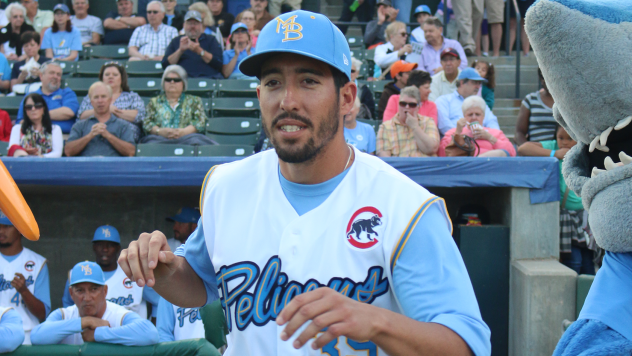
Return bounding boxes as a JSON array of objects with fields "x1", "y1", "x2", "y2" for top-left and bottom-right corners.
[
  {"x1": 382, "y1": 95, "x2": 438, "y2": 126},
  {"x1": 438, "y1": 126, "x2": 516, "y2": 157}
]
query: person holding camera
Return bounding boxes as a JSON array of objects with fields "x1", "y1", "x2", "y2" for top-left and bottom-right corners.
[{"x1": 364, "y1": 0, "x2": 399, "y2": 48}]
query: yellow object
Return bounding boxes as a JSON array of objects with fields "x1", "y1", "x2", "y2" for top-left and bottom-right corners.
[{"x1": 0, "y1": 160, "x2": 39, "y2": 241}]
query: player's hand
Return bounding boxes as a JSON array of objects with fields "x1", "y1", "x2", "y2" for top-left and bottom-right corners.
[
  {"x1": 276, "y1": 287, "x2": 380, "y2": 350},
  {"x1": 11, "y1": 273, "x2": 28, "y2": 293},
  {"x1": 82, "y1": 328, "x2": 96, "y2": 342},
  {"x1": 118, "y1": 230, "x2": 178, "y2": 288},
  {"x1": 81, "y1": 316, "x2": 110, "y2": 330}
]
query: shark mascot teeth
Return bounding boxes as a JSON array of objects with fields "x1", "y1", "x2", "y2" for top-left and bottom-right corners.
[{"x1": 525, "y1": 0, "x2": 632, "y2": 353}]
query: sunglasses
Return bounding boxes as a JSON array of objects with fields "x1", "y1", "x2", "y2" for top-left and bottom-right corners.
[
  {"x1": 165, "y1": 78, "x2": 183, "y2": 83},
  {"x1": 399, "y1": 101, "x2": 418, "y2": 108},
  {"x1": 350, "y1": 69, "x2": 357, "y2": 73},
  {"x1": 232, "y1": 28, "x2": 248, "y2": 34},
  {"x1": 25, "y1": 103, "x2": 44, "y2": 111},
  {"x1": 399, "y1": 32, "x2": 408, "y2": 37},
  {"x1": 147, "y1": 10, "x2": 160, "y2": 14}
]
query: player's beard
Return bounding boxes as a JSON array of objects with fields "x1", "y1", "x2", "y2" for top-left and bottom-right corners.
[
  {"x1": 0, "y1": 243, "x2": 11, "y2": 248},
  {"x1": 264, "y1": 101, "x2": 340, "y2": 164}
]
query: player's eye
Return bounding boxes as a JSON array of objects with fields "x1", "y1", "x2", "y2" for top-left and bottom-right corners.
[
  {"x1": 264, "y1": 79, "x2": 280, "y2": 87},
  {"x1": 302, "y1": 78, "x2": 319, "y2": 85}
]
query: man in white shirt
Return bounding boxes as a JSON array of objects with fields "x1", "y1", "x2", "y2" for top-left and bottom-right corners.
[
  {"x1": 70, "y1": 0, "x2": 104, "y2": 46},
  {"x1": 128, "y1": 0, "x2": 178, "y2": 61},
  {"x1": 429, "y1": 47, "x2": 462, "y2": 102},
  {"x1": 165, "y1": 207, "x2": 200, "y2": 252},
  {"x1": 20, "y1": 0, "x2": 53, "y2": 35}
]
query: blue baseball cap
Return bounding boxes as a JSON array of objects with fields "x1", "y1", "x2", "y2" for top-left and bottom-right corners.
[
  {"x1": 69, "y1": 261, "x2": 106, "y2": 286},
  {"x1": 166, "y1": 207, "x2": 200, "y2": 223},
  {"x1": 230, "y1": 22, "x2": 249, "y2": 35},
  {"x1": 53, "y1": 4, "x2": 70, "y2": 13},
  {"x1": 93, "y1": 225, "x2": 121, "y2": 244},
  {"x1": 239, "y1": 10, "x2": 352, "y2": 80},
  {"x1": 414, "y1": 5, "x2": 432, "y2": 16},
  {"x1": 458, "y1": 67, "x2": 488, "y2": 83},
  {"x1": 0, "y1": 210, "x2": 12, "y2": 226}
]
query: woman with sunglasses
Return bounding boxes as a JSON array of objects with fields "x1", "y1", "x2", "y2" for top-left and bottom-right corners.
[
  {"x1": 221, "y1": 22, "x2": 255, "y2": 79},
  {"x1": 41, "y1": 4, "x2": 82, "y2": 61},
  {"x1": 141, "y1": 64, "x2": 215, "y2": 145},
  {"x1": 377, "y1": 86, "x2": 439, "y2": 157},
  {"x1": 8, "y1": 93, "x2": 63, "y2": 157},
  {"x1": 77, "y1": 62, "x2": 145, "y2": 142},
  {"x1": 233, "y1": 9, "x2": 258, "y2": 47},
  {"x1": 374, "y1": 21, "x2": 412, "y2": 77}
]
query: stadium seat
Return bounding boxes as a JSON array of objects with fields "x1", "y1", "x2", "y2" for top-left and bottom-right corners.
[
  {"x1": 196, "y1": 144, "x2": 255, "y2": 157},
  {"x1": 346, "y1": 36, "x2": 364, "y2": 49},
  {"x1": 365, "y1": 48, "x2": 376, "y2": 63},
  {"x1": 58, "y1": 61, "x2": 76, "y2": 76},
  {"x1": 87, "y1": 45, "x2": 129, "y2": 59},
  {"x1": 62, "y1": 78, "x2": 95, "y2": 96},
  {"x1": 216, "y1": 79, "x2": 259, "y2": 98},
  {"x1": 135, "y1": 144, "x2": 196, "y2": 157},
  {"x1": 206, "y1": 117, "x2": 260, "y2": 135},
  {"x1": 128, "y1": 78, "x2": 162, "y2": 97},
  {"x1": 0, "y1": 141, "x2": 8, "y2": 155},
  {"x1": 210, "y1": 98, "x2": 260, "y2": 118},
  {"x1": 206, "y1": 132, "x2": 258, "y2": 145},
  {"x1": 371, "y1": 80, "x2": 391, "y2": 100},
  {"x1": 349, "y1": 48, "x2": 364, "y2": 60},
  {"x1": 357, "y1": 118, "x2": 379, "y2": 133},
  {"x1": 125, "y1": 61, "x2": 164, "y2": 77},
  {"x1": 186, "y1": 78, "x2": 217, "y2": 98},
  {"x1": 0, "y1": 96, "x2": 24, "y2": 116},
  {"x1": 75, "y1": 59, "x2": 112, "y2": 77}
]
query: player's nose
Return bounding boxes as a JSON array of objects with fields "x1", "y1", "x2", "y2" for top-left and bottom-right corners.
[{"x1": 279, "y1": 84, "x2": 301, "y2": 113}]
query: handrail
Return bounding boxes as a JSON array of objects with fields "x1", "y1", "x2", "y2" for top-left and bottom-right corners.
[
  {"x1": 512, "y1": 0, "x2": 521, "y2": 99},
  {"x1": 332, "y1": 21, "x2": 420, "y2": 30}
]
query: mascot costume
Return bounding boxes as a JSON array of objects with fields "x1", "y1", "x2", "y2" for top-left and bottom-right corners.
[{"x1": 525, "y1": 0, "x2": 632, "y2": 354}]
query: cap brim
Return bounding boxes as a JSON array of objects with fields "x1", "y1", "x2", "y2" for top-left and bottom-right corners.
[
  {"x1": 240, "y1": 49, "x2": 350, "y2": 80},
  {"x1": 70, "y1": 279, "x2": 105, "y2": 286},
  {"x1": 92, "y1": 238, "x2": 120, "y2": 244}
]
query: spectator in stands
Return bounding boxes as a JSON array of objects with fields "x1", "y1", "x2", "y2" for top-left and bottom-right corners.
[
  {"x1": 377, "y1": 60, "x2": 417, "y2": 121},
  {"x1": 435, "y1": 0, "x2": 456, "y2": 40},
  {"x1": 411, "y1": 5, "x2": 432, "y2": 44},
  {"x1": 473, "y1": 60, "x2": 495, "y2": 109},
  {"x1": 65, "y1": 82, "x2": 136, "y2": 157},
  {"x1": 377, "y1": 86, "x2": 439, "y2": 157},
  {"x1": 71, "y1": 0, "x2": 104, "y2": 46},
  {"x1": 345, "y1": 96, "x2": 376, "y2": 154},
  {"x1": 514, "y1": 69, "x2": 556, "y2": 145},
  {"x1": 16, "y1": 61, "x2": 79, "y2": 134},
  {"x1": 436, "y1": 68, "x2": 498, "y2": 135},
  {"x1": 269, "y1": 0, "x2": 300, "y2": 17},
  {"x1": 0, "y1": 8, "x2": 8, "y2": 28},
  {"x1": 41, "y1": 4, "x2": 82, "y2": 62},
  {"x1": 428, "y1": 47, "x2": 461, "y2": 101},
  {"x1": 161, "y1": 0, "x2": 183, "y2": 31},
  {"x1": 382, "y1": 70, "x2": 437, "y2": 125},
  {"x1": 0, "y1": 3, "x2": 35, "y2": 60},
  {"x1": 165, "y1": 207, "x2": 200, "y2": 253},
  {"x1": 8, "y1": 93, "x2": 62, "y2": 157},
  {"x1": 418, "y1": 17, "x2": 467, "y2": 75},
  {"x1": 337, "y1": 0, "x2": 376, "y2": 35},
  {"x1": 208, "y1": 0, "x2": 234, "y2": 39},
  {"x1": 77, "y1": 62, "x2": 145, "y2": 142},
  {"x1": 163, "y1": 11, "x2": 223, "y2": 79},
  {"x1": 222, "y1": 22, "x2": 256, "y2": 79},
  {"x1": 103, "y1": 0, "x2": 146, "y2": 45},
  {"x1": 374, "y1": 21, "x2": 412, "y2": 72},
  {"x1": 188, "y1": 2, "x2": 223, "y2": 49},
  {"x1": 251, "y1": 0, "x2": 273, "y2": 32},
  {"x1": 142, "y1": 65, "x2": 215, "y2": 145},
  {"x1": 128, "y1": 1, "x2": 178, "y2": 61},
  {"x1": 509, "y1": 0, "x2": 534, "y2": 57},
  {"x1": 0, "y1": 52, "x2": 11, "y2": 91},
  {"x1": 31, "y1": 261, "x2": 159, "y2": 346},
  {"x1": 350, "y1": 57, "x2": 375, "y2": 119},
  {"x1": 364, "y1": 0, "x2": 398, "y2": 48},
  {"x1": 21, "y1": 0, "x2": 53, "y2": 35},
  {"x1": 11, "y1": 32, "x2": 51, "y2": 94},
  {"x1": 0, "y1": 109, "x2": 10, "y2": 142},
  {"x1": 0, "y1": 307, "x2": 24, "y2": 353},
  {"x1": 439, "y1": 96, "x2": 514, "y2": 157},
  {"x1": 234, "y1": 9, "x2": 258, "y2": 47}
]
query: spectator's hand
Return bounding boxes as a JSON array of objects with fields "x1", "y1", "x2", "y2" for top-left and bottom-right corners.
[
  {"x1": 7, "y1": 53, "x2": 18, "y2": 61},
  {"x1": 397, "y1": 44, "x2": 413, "y2": 57},
  {"x1": 152, "y1": 55, "x2": 164, "y2": 61},
  {"x1": 433, "y1": 67, "x2": 444, "y2": 74},
  {"x1": 167, "y1": 128, "x2": 184, "y2": 139},
  {"x1": 30, "y1": 67, "x2": 41, "y2": 77},
  {"x1": 158, "y1": 128, "x2": 174, "y2": 138},
  {"x1": 90, "y1": 123, "x2": 107, "y2": 137},
  {"x1": 377, "y1": 8, "x2": 386, "y2": 24},
  {"x1": 404, "y1": 112, "x2": 419, "y2": 128},
  {"x1": 179, "y1": 36, "x2": 190, "y2": 52},
  {"x1": 386, "y1": 7, "x2": 399, "y2": 22},
  {"x1": 189, "y1": 41, "x2": 202, "y2": 55},
  {"x1": 554, "y1": 148, "x2": 570, "y2": 160},
  {"x1": 472, "y1": 126, "x2": 492, "y2": 141},
  {"x1": 11, "y1": 273, "x2": 28, "y2": 293},
  {"x1": 456, "y1": 118, "x2": 467, "y2": 134},
  {"x1": 24, "y1": 147, "x2": 39, "y2": 156},
  {"x1": 252, "y1": 30, "x2": 260, "y2": 37}
]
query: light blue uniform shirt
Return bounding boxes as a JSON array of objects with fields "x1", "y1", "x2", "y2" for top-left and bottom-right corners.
[
  {"x1": 0, "y1": 52, "x2": 12, "y2": 81},
  {"x1": 222, "y1": 47, "x2": 256, "y2": 79},
  {"x1": 435, "y1": 91, "x2": 499, "y2": 135},
  {"x1": 176, "y1": 165, "x2": 491, "y2": 355},
  {"x1": 41, "y1": 27, "x2": 83, "y2": 61},
  {"x1": 1, "y1": 252, "x2": 51, "y2": 316},
  {"x1": 344, "y1": 122, "x2": 377, "y2": 154},
  {"x1": 0, "y1": 308, "x2": 25, "y2": 353},
  {"x1": 156, "y1": 297, "x2": 203, "y2": 342}
]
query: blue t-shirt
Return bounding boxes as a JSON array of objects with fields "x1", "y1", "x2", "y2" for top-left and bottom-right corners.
[
  {"x1": 0, "y1": 52, "x2": 12, "y2": 81},
  {"x1": 175, "y1": 163, "x2": 491, "y2": 355},
  {"x1": 16, "y1": 87, "x2": 79, "y2": 133},
  {"x1": 41, "y1": 28, "x2": 83, "y2": 61},
  {"x1": 1, "y1": 252, "x2": 51, "y2": 316},
  {"x1": 222, "y1": 47, "x2": 256, "y2": 78},
  {"x1": 165, "y1": 14, "x2": 174, "y2": 26},
  {"x1": 344, "y1": 122, "x2": 376, "y2": 153}
]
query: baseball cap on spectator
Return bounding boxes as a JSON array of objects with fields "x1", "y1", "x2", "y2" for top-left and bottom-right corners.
[
  {"x1": 230, "y1": 22, "x2": 249, "y2": 35},
  {"x1": 390, "y1": 60, "x2": 417, "y2": 79},
  {"x1": 92, "y1": 225, "x2": 121, "y2": 244},
  {"x1": 458, "y1": 67, "x2": 488, "y2": 83},
  {"x1": 70, "y1": 261, "x2": 106, "y2": 286},
  {"x1": 0, "y1": 211, "x2": 12, "y2": 226},
  {"x1": 440, "y1": 47, "x2": 460, "y2": 60},
  {"x1": 166, "y1": 207, "x2": 200, "y2": 223},
  {"x1": 184, "y1": 10, "x2": 202, "y2": 22},
  {"x1": 414, "y1": 5, "x2": 432, "y2": 16},
  {"x1": 53, "y1": 4, "x2": 70, "y2": 13},
  {"x1": 240, "y1": 10, "x2": 352, "y2": 80},
  {"x1": 376, "y1": 0, "x2": 392, "y2": 7}
]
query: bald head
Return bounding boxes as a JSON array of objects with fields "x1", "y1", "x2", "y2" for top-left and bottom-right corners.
[{"x1": 89, "y1": 82, "x2": 113, "y2": 116}]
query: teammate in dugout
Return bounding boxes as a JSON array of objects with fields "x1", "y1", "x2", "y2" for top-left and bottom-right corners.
[
  {"x1": 0, "y1": 306, "x2": 25, "y2": 353},
  {"x1": 119, "y1": 10, "x2": 491, "y2": 356}
]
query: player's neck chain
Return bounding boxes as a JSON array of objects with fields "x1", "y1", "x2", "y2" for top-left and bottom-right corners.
[{"x1": 344, "y1": 144, "x2": 353, "y2": 171}]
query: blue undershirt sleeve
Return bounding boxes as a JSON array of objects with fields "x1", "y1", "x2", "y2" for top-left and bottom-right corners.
[
  {"x1": 143, "y1": 287, "x2": 160, "y2": 318},
  {"x1": 62, "y1": 278, "x2": 74, "y2": 307},
  {"x1": 30, "y1": 309, "x2": 82, "y2": 345},
  {"x1": 94, "y1": 311, "x2": 159, "y2": 346},
  {"x1": 0, "y1": 309, "x2": 25, "y2": 352},
  {"x1": 156, "y1": 297, "x2": 176, "y2": 342},
  {"x1": 34, "y1": 264, "x2": 51, "y2": 316},
  {"x1": 392, "y1": 203, "x2": 491, "y2": 356}
]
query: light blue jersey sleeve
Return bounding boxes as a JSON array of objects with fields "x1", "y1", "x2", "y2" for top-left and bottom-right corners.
[
  {"x1": 0, "y1": 308, "x2": 25, "y2": 352},
  {"x1": 143, "y1": 287, "x2": 160, "y2": 318},
  {"x1": 30, "y1": 309, "x2": 82, "y2": 345},
  {"x1": 35, "y1": 264, "x2": 51, "y2": 316},
  {"x1": 174, "y1": 219, "x2": 219, "y2": 306},
  {"x1": 94, "y1": 311, "x2": 159, "y2": 346},
  {"x1": 62, "y1": 278, "x2": 73, "y2": 307},
  {"x1": 156, "y1": 297, "x2": 176, "y2": 342},
  {"x1": 392, "y1": 203, "x2": 491, "y2": 356}
]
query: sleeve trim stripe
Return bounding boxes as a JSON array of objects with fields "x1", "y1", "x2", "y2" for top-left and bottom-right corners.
[
  {"x1": 199, "y1": 165, "x2": 219, "y2": 215},
  {"x1": 390, "y1": 196, "x2": 441, "y2": 271},
  {"x1": 0, "y1": 307, "x2": 12, "y2": 319}
]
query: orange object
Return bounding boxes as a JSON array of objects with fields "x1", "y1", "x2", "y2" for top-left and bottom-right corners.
[{"x1": 0, "y1": 159, "x2": 39, "y2": 241}]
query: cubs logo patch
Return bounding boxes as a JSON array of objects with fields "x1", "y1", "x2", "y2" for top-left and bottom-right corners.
[
  {"x1": 24, "y1": 261, "x2": 35, "y2": 272},
  {"x1": 123, "y1": 278, "x2": 133, "y2": 289},
  {"x1": 346, "y1": 207, "x2": 383, "y2": 250}
]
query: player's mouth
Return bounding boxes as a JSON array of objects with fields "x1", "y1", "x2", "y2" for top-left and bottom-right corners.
[{"x1": 275, "y1": 119, "x2": 309, "y2": 139}]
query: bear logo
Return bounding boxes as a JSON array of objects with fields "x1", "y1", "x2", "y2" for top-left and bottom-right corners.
[
  {"x1": 346, "y1": 207, "x2": 383, "y2": 250},
  {"x1": 24, "y1": 261, "x2": 35, "y2": 272},
  {"x1": 123, "y1": 278, "x2": 133, "y2": 289}
]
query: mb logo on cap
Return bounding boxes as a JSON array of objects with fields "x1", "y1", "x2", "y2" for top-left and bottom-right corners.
[
  {"x1": 276, "y1": 15, "x2": 303, "y2": 42},
  {"x1": 81, "y1": 264, "x2": 93, "y2": 276}
]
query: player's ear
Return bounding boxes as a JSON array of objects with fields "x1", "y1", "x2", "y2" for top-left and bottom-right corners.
[
  {"x1": 103, "y1": 285, "x2": 108, "y2": 295},
  {"x1": 340, "y1": 81, "x2": 357, "y2": 118}
]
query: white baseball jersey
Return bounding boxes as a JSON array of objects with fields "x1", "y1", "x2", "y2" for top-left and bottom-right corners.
[
  {"x1": 172, "y1": 305, "x2": 205, "y2": 341},
  {"x1": 105, "y1": 265, "x2": 147, "y2": 319},
  {"x1": 0, "y1": 248, "x2": 46, "y2": 344},
  {"x1": 58, "y1": 301, "x2": 130, "y2": 345},
  {"x1": 200, "y1": 148, "x2": 450, "y2": 355}
]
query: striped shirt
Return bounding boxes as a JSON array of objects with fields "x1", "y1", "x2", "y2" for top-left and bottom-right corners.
[
  {"x1": 522, "y1": 90, "x2": 555, "y2": 142},
  {"x1": 128, "y1": 24, "x2": 178, "y2": 57},
  {"x1": 377, "y1": 113, "x2": 440, "y2": 157}
]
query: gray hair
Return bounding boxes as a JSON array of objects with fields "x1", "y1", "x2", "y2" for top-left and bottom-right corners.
[
  {"x1": 162, "y1": 64, "x2": 188, "y2": 91},
  {"x1": 147, "y1": 0, "x2": 165, "y2": 13},
  {"x1": 88, "y1": 81, "x2": 113, "y2": 98},
  {"x1": 400, "y1": 86, "x2": 421, "y2": 103},
  {"x1": 71, "y1": 0, "x2": 89, "y2": 5},
  {"x1": 350, "y1": 57, "x2": 362, "y2": 71},
  {"x1": 6, "y1": 3, "x2": 27, "y2": 20},
  {"x1": 462, "y1": 95, "x2": 487, "y2": 113},
  {"x1": 40, "y1": 61, "x2": 62, "y2": 74}
]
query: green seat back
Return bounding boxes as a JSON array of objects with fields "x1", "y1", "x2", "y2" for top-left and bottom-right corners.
[
  {"x1": 216, "y1": 79, "x2": 259, "y2": 98},
  {"x1": 349, "y1": 48, "x2": 364, "y2": 60},
  {"x1": 186, "y1": 78, "x2": 217, "y2": 98},
  {"x1": 128, "y1": 78, "x2": 162, "y2": 97},
  {"x1": 346, "y1": 36, "x2": 364, "y2": 49},
  {"x1": 0, "y1": 141, "x2": 8, "y2": 155},
  {"x1": 371, "y1": 80, "x2": 391, "y2": 100},
  {"x1": 210, "y1": 98, "x2": 260, "y2": 118},
  {"x1": 87, "y1": 45, "x2": 129, "y2": 59},
  {"x1": 200, "y1": 299, "x2": 228, "y2": 350},
  {"x1": 58, "y1": 61, "x2": 76, "y2": 76},
  {"x1": 135, "y1": 144, "x2": 196, "y2": 157},
  {"x1": 125, "y1": 61, "x2": 164, "y2": 77},
  {"x1": 197, "y1": 144, "x2": 255, "y2": 157},
  {"x1": 357, "y1": 118, "x2": 379, "y2": 133},
  {"x1": 206, "y1": 133, "x2": 258, "y2": 145},
  {"x1": 0, "y1": 96, "x2": 24, "y2": 116},
  {"x1": 62, "y1": 78, "x2": 95, "y2": 96},
  {"x1": 75, "y1": 60, "x2": 112, "y2": 77},
  {"x1": 206, "y1": 117, "x2": 261, "y2": 135},
  {"x1": 577, "y1": 274, "x2": 595, "y2": 318},
  {"x1": 365, "y1": 48, "x2": 376, "y2": 63}
]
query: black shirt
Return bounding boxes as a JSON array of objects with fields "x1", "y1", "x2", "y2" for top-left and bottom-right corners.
[
  {"x1": 11, "y1": 56, "x2": 51, "y2": 82},
  {"x1": 163, "y1": 12, "x2": 184, "y2": 32},
  {"x1": 0, "y1": 23, "x2": 36, "y2": 57},
  {"x1": 211, "y1": 11, "x2": 234, "y2": 39},
  {"x1": 104, "y1": 11, "x2": 139, "y2": 45},
  {"x1": 161, "y1": 34, "x2": 224, "y2": 78}
]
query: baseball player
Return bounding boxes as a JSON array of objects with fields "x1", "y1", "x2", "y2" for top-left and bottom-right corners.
[
  {"x1": 30, "y1": 261, "x2": 158, "y2": 346},
  {"x1": 0, "y1": 306, "x2": 25, "y2": 352},
  {"x1": 0, "y1": 211, "x2": 50, "y2": 345},
  {"x1": 156, "y1": 296, "x2": 205, "y2": 342},
  {"x1": 61, "y1": 226, "x2": 159, "y2": 319},
  {"x1": 120, "y1": 10, "x2": 491, "y2": 356},
  {"x1": 165, "y1": 207, "x2": 200, "y2": 252}
]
